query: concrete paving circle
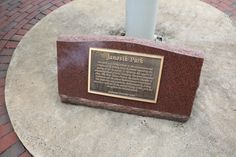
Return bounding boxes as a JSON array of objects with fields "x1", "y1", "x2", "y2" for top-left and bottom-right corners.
[{"x1": 5, "y1": 0, "x2": 236, "y2": 156}]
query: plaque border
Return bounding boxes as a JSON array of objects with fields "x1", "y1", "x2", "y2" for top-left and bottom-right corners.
[{"x1": 88, "y1": 48, "x2": 164, "y2": 103}]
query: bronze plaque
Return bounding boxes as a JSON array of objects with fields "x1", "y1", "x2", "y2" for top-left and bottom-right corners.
[{"x1": 88, "y1": 48, "x2": 164, "y2": 103}]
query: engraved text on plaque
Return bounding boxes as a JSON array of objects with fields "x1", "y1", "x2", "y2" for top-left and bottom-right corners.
[{"x1": 88, "y1": 48, "x2": 164, "y2": 103}]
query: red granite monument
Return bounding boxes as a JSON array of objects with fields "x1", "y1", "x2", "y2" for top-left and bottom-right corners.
[{"x1": 57, "y1": 35, "x2": 204, "y2": 122}]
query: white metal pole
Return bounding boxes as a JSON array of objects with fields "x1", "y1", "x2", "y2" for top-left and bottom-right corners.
[{"x1": 126, "y1": 0, "x2": 158, "y2": 40}]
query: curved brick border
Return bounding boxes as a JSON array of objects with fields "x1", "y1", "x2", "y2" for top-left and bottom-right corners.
[
  {"x1": 203, "y1": 0, "x2": 236, "y2": 21},
  {"x1": 0, "y1": 0, "x2": 235, "y2": 156}
]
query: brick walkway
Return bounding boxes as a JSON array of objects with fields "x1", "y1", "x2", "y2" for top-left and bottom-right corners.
[
  {"x1": 0, "y1": 1, "x2": 73, "y2": 156},
  {"x1": 0, "y1": 0, "x2": 235, "y2": 156},
  {"x1": 203, "y1": 0, "x2": 236, "y2": 20}
]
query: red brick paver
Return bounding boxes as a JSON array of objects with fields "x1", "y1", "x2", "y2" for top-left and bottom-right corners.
[
  {"x1": 0, "y1": 0, "x2": 235, "y2": 156},
  {"x1": 19, "y1": 151, "x2": 31, "y2": 157}
]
